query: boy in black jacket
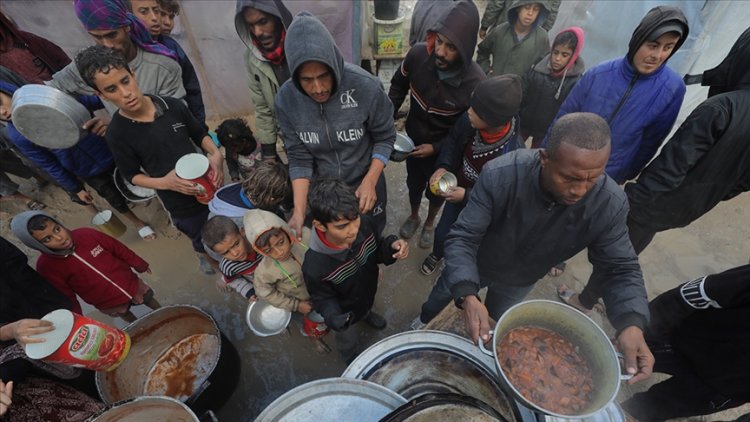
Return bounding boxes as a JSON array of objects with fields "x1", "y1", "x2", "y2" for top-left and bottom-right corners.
[{"x1": 303, "y1": 179, "x2": 409, "y2": 362}]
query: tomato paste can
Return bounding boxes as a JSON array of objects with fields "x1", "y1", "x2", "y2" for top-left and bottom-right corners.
[
  {"x1": 429, "y1": 172, "x2": 458, "y2": 195},
  {"x1": 175, "y1": 153, "x2": 216, "y2": 204},
  {"x1": 302, "y1": 311, "x2": 330, "y2": 338},
  {"x1": 24, "y1": 309, "x2": 131, "y2": 371}
]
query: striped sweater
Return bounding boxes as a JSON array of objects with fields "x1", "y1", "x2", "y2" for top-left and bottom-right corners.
[{"x1": 302, "y1": 216, "x2": 398, "y2": 331}]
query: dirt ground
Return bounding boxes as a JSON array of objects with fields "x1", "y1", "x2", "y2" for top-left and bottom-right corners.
[{"x1": 1, "y1": 145, "x2": 748, "y2": 420}]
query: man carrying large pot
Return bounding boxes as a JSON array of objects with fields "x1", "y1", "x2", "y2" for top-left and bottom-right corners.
[{"x1": 414, "y1": 112, "x2": 654, "y2": 384}]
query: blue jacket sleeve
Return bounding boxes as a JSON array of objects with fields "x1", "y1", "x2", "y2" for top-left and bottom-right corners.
[
  {"x1": 7, "y1": 125, "x2": 82, "y2": 192},
  {"x1": 624, "y1": 84, "x2": 685, "y2": 181}
]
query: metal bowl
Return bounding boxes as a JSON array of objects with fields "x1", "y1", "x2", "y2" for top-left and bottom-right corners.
[
  {"x1": 11, "y1": 84, "x2": 91, "y2": 148},
  {"x1": 246, "y1": 300, "x2": 291, "y2": 337},
  {"x1": 390, "y1": 133, "x2": 414, "y2": 162}
]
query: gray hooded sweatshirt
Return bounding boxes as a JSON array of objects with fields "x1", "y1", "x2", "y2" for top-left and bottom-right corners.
[
  {"x1": 275, "y1": 12, "x2": 396, "y2": 185},
  {"x1": 11, "y1": 211, "x2": 70, "y2": 256}
]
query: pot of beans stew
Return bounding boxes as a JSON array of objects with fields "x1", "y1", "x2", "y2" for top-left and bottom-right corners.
[{"x1": 478, "y1": 300, "x2": 630, "y2": 418}]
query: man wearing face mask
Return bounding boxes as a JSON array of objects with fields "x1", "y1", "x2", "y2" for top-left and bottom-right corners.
[
  {"x1": 389, "y1": 0, "x2": 485, "y2": 250},
  {"x1": 235, "y1": 0, "x2": 293, "y2": 163}
]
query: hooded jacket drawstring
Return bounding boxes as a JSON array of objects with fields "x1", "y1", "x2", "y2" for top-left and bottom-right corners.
[{"x1": 555, "y1": 67, "x2": 568, "y2": 100}]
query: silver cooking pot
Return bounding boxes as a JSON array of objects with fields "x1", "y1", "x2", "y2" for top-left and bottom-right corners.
[
  {"x1": 11, "y1": 84, "x2": 91, "y2": 148},
  {"x1": 478, "y1": 300, "x2": 631, "y2": 418}
]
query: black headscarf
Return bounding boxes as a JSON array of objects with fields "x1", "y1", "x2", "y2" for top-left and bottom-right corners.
[{"x1": 0, "y1": 236, "x2": 73, "y2": 326}]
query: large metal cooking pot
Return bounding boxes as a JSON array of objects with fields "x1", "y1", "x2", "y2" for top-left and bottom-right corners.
[
  {"x1": 255, "y1": 377, "x2": 406, "y2": 421},
  {"x1": 86, "y1": 396, "x2": 199, "y2": 422},
  {"x1": 479, "y1": 300, "x2": 629, "y2": 418},
  {"x1": 11, "y1": 84, "x2": 91, "y2": 148},
  {"x1": 381, "y1": 393, "x2": 507, "y2": 421},
  {"x1": 96, "y1": 305, "x2": 221, "y2": 406},
  {"x1": 343, "y1": 330, "x2": 521, "y2": 421}
]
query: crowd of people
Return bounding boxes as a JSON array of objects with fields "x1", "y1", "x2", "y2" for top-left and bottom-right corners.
[{"x1": 1, "y1": 0, "x2": 748, "y2": 420}]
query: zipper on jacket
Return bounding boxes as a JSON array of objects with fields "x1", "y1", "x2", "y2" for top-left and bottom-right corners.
[
  {"x1": 321, "y1": 103, "x2": 342, "y2": 179},
  {"x1": 607, "y1": 73, "x2": 639, "y2": 124}
]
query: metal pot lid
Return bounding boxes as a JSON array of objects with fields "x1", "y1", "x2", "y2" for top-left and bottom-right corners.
[
  {"x1": 86, "y1": 396, "x2": 199, "y2": 422},
  {"x1": 255, "y1": 377, "x2": 406, "y2": 421},
  {"x1": 540, "y1": 402, "x2": 625, "y2": 422},
  {"x1": 11, "y1": 84, "x2": 91, "y2": 149},
  {"x1": 342, "y1": 330, "x2": 519, "y2": 420},
  {"x1": 381, "y1": 393, "x2": 509, "y2": 422}
]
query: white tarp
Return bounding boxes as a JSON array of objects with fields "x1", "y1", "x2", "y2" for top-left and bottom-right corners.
[{"x1": 2, "y1": 0, "x2": 748, "y2": 128}]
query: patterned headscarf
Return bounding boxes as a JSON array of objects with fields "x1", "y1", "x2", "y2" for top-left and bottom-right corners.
[{"x1": 74, "y1": 0, "x2": 177, "y2": 61}]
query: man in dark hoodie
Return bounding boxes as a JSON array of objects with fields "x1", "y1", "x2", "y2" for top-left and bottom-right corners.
[
  {"x1": 550, "y1": 6, "x2": 689, "y2": 184},
  {"x1": 389, "y1": 0, "x2": 485, "y2": 249},
  {"x1": 235, "y1": 0, "x2": 293, "y2": 163},
  {"x1": 476, "y1": 0, "x2": 550, "y2": 77},
  {"x1": 625, "y1": 27, "x2": 750, "y2": 254},
  {"x1": 276, "y1": 12, "x2": 396, "y2": 238}
]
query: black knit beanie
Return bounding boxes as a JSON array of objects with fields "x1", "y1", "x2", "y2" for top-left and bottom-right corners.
[{"x1": 470, "y1": 74, "x2": 523, "y2": 128}]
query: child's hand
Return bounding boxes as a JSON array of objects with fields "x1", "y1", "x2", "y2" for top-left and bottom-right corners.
[
  {"x1": 5, "y1": 319, "x2": 54, "y2": 346},
  {"x1": 297, "y1": 300, "x2": 314, "y2": 315},
  {"x1": 214, "y1": 277, "x2": 231, "y2": 293},
  {"x1": 161, "y1": 170, "x2": 205, "y2": 196},
  {"x1": 0, "y1": 380, "x2": 12, "y2": 417},
  {"x1": 391, "y1": 239, "x2": 409, "y2": 260},
  {"x1": 82, "y1": 116, "x2": 110, "y2": 136},
  {"x1": 443, "y1": 186, "x2": 465, "y2": 203},
  {"x1": 248, "y1": 295, "x2": 258, "y2": 302}
]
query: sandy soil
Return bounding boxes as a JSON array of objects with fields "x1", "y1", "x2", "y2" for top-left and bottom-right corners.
[{"x1": 1, "y1": 148, "x2": 747, "y2": 420}]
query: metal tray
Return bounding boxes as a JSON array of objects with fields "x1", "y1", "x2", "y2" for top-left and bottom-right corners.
[{"x1": 11, "y1": 84, "x2": 91, "y2": 148}]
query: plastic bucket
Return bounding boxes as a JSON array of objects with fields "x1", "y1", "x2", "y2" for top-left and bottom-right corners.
[
  {"x1": 25, "y1": 309, "x2": 131, "y2": 372},
  {"x1": 175, "y1": 153, "x2": 216, "y2": 204},
  {"x1": 92, "y1": 210, "x2": 127, "y2": 238},
  {"x1": 373, "y1": 0, "x2": 400, "y2": 20},
  {"x1": 302, "y1": 311, "x2": 329, "y2": 338},
  {"x1": 373, "y1": 14, "x2": 405, "y2": 56}
]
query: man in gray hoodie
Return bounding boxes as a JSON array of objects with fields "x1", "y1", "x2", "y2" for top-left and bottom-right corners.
[
  {"x1": 276, "y1": 12, "x2": 396, "y2": 238},
  {"x1": 235, "y1": 0, "x2": 293, "y2": 162}
]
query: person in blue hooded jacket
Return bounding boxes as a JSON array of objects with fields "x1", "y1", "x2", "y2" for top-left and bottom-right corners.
[
  {"x1": 275, "y1": 11, "x2": 396, "y2": 239},
  {"x1": 549, "y1": 6, "x2": 689, "y2": 184},
  {"x1": 0, "y1": 75, "x2": 156, "y2": 241}
]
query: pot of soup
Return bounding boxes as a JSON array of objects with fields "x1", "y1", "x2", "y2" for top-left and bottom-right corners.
[
  {"x1": 95, "y1": 305, "x2": 239, "y2": 415},
  {"x1": 478, "y1": 300, "x2": 630, "y2": 418}
]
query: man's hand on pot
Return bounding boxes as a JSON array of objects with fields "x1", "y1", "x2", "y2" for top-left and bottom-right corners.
[
  {"x1": 617, "y1": 325, "x2": 654, "y2": 384},
  {"x1": 461, "y1": 295, "x2": 491, "y2": 345}
]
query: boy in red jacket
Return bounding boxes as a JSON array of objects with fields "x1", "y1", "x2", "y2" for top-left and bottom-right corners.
[{"x1": 11, "y1": 211, "x2": 160, "y2": 322}]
